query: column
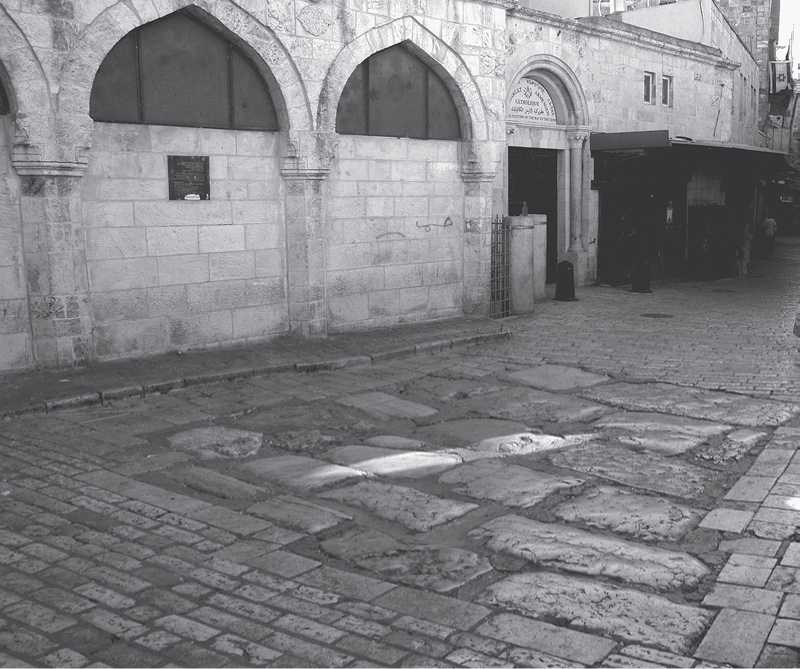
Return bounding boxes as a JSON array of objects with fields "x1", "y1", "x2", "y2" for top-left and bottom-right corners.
[
  {"x1": 568, "y1": 130, "x2": 588, "y2": 255},
  {"x1": 13, "y1": 160, "x2": 93, "y2": 367}
]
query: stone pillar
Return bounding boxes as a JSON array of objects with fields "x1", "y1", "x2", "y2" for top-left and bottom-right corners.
[
  {"x1": 462, "y1": 170, "x2": 497, "y2": 316},
  {"x1": 12, "y1": 160, "x2": 92, "y2": 367},
  {"x1": 568, "y1": 130, "x2": 588, "y2": 254},
  {"x1": 281, "y1": 164, "x2": 329, "y2": 337}
]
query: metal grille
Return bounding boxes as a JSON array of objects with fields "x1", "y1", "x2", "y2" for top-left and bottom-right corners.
[{"x1": 490, "y1": 215, "x2": 511, "y2": 318}]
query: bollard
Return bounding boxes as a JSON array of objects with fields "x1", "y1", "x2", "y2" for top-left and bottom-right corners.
[{"x1": 555, "y1": 261, "x2": 576, "y2": 301}]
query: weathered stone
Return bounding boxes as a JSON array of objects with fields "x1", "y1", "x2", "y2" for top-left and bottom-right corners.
[
  {"x1": 168, "y1": 426, "x2": 262, "y2": 460},
  {"x1": 470, "y1": 515, "x2": 709, "y2": 590},
  {"x1": 724, "y1": 475, "x2": 776, "y2": 502},
  {"x1": 337, "y1": 392, "x2": 438, "y2": 419},
  {"x1": 699, "y1": 508, "x2": 754, "y2": 533},
  {"x1": 621, "y1": 645, "x2": 695, "y2": 668},
  {"x1": 365, "y1": 436, "x2": 426, "y2": 450},
  {"x1": 166, "y1": 466, "x2": 266, "y2": 500},
  {"x1": 459, "y1": 387, "x2": 609, "y2": 424},
  {"x1": 247, "y1": 495, "x2": 351, "y2": 533},
  {"x1": 374, "y1": 587, "x2": 490, "y2": 630},
  {"x1": 325, "y1": 445, "x2": 461, "y2": 478},
  {"x1": 461, "y1": 432, "x2": 578, "y2": 460},
  {"x1": 265, "y1": 429, "x2": 341, "y2": 453},
  {"x1": 240, "y1": 455, "x2": 365, "y2": 490},
  {"x1": 479, "y1": 572, "x2": 713, "y2": 654},
  {"x1": 439, "y1": 461, "x2": 583, "y2": 507},
  {"x1": 702, "y1": 583, "x2": 783, "y2": 615},
  {"x1": 505, "y1": 364, "x2": 610, "y2": 390},
  {"x1": 321, "y1": 528, "x2": 492, "y2": 593},
  {"x1": 419, "y1": 419, "x2": 532, "y2": 447},
  {"x1": 477, "y1": 613, "x2": 615, "y2": 665},
  {"x1": 698, "y1": 429, "x2": 767, "y2": 464},
  {"x1": 594, "y1": 411, "x2": 729, "y2": 454},
  {"x1": 694, "y1": 609, "x2": 775, "y2": 668},
  {"x1": 550, "y1": 443, "x2": 718, "y2": 498},
  {"x1": 584, "y1": 382, "x2": 799, "y2": 427},
  {"x1": 551, "y1": 485, "x2": 702, "y2": 541},
  {"x1": 320, "y1": 481, "x2": 477, "y2": 531}
]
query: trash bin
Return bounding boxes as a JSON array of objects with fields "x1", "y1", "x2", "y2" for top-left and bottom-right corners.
[
  {"x1": 555, "y1": 261, "x2": 576, "y2": 301},
  {"x1": 631, "y1": 258, "x2": 652, "y2": 293}
]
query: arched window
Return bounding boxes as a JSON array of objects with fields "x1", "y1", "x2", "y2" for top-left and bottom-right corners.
[
  {"x1": 336, "y1": 44, "x2": 461, "y2": 140},
  {"x1": 90, "y1": 11, "x2": 278, "y2": 130}
]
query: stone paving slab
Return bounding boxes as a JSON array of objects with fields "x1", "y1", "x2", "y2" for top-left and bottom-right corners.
[
  {"x1": 702, "y1": 583, "x2": 783, "y2": 615},
  {"x1": 320, "y1": 481, "x2": 478, "y2": 532},
  {"x1": 167, "y1": 427, "x2": 263, "y2": 460},
  {"x1": 694, "y1": 608, "x2": 776, "y2": 667},
  {"x1": 551, "y1": 485, "x2": 703, "y2": 541},
  {"x1": 583, "y1": 381, "x2": 799, "y2": 427},
  {"x1": 479, "y1": 571, "x2": 713, "y2": 654},
  {"x1": 162, "y1": 466, "x2": 267, "y2": 501},
  {"x1": 470, "y1": 514, "x2": 709, "y2": 590},
  {"x1": 504, "y1": 364, "x2": 610, "y2": 391},
  {"x1": 238, "y1": 455, "x2": 366, "y2": 491},
  {"x1": 438, "y1": 460, "x2": 583, "y2": 507},
  {"x1": 550, "y1": 443, "x2": 720, "y2": 499},
  {"x1": 373, "y1": 587, "x2": 490, "y2": 630},
  {"x1": 336, "y1": 392, "x2": 438, "y2": 420},
  {"x1": 417, "y1": 418, "x2": 532, "y2": 447},
  {"x1": 459, "y1": 387, "x2": 610, "y2": 424},
  {"x1": 324, "y1": 445, "x2": 461, "y2": 479},
  {"x1": 247, "y1": 495, "x2": 351, "y2": 533}
]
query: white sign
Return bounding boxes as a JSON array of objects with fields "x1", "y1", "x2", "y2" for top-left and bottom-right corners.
[{"x1": 508, "y1": 78, "x2": 557, "y2": 124}]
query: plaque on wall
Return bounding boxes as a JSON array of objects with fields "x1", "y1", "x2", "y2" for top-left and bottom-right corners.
[
  {"x1": 508, "y1": 78, "x2": 558, "y2": 125},
  {"x1": 168, "y1": 155, "x2": 210, "y2": 200}
]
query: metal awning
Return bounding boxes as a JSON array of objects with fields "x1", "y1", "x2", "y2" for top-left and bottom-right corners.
[{"x1": 590, "y1": 130, "x2": 787, "y2": 157}]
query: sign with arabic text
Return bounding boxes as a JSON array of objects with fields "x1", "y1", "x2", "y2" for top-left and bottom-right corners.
[{"x1": 508, "y1": 78, "x2": 558, "y2": 124}]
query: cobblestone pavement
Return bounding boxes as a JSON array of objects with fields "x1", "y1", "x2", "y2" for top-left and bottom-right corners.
[{"x1": 1, "y1": 242, "x2": 800, "y2": 668}]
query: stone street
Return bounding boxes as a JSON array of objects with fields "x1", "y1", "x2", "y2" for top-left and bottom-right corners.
[{"x1": 1, "y1": 240, "x2": 800, "y2": 668}]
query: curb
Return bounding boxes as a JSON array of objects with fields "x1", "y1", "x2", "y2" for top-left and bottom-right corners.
[{"x1": 3, "y1": 329, "x2": 512, "y2": 419}]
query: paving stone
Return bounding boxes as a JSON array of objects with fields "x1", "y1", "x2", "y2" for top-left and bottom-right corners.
[
  {"x1": 505, "y1": 364, "x2": 609, "y2": 390},
  {"x1": 42, "y1": 648, "x2": 88, "y2": 668},
  {"x1": 248, "y1": 494, "x2": 351, "y2": 533},
  {"x1": 779, "y1": 594, "x2": 800, "y2": 618},
  {"x1": 134, "y1": 631, "x2": 182, "y2": 652},
  {"x1": 74, "y1": 584, "x2": 135, "y2": 610},
  {"x1": 273, "y1": 613, "x2": 346, "y2": 644},
  {"x1": 459, "y1": 432, "x2": 573, "y2": 460},
  {"x1": 699, "y1": 508, "x2": 754, "y2": 533},
  {"x1": 337, "y1": 392, "x2": 438, "y2": 419},
  {"x1": 718, "y1": 553, "x2": 777, "y2": 587},
  {"x1": 297, "y1": 566, "x2": 395, "y2": 601},
  {"x1": 207, "y1": 593, "x2": 279, "y2": 624},
  {"x1": 267, "y1": 594, "x2": 343, "y2": 624},
  {"x1": 365, "y1": 436, "x2": 426, "y2": 450},
  {"x1": 321, "y1": 527, "x2": 492, "y2": 593},
  {"x1": 420, "y1": 418, "x2": 533, "y2": 447},
  {"x1": 763, "y1": 494, "x2": 800, "y2": 510},
  {"x1": 94, "y1": 642, "x2": 162, "y2": 668},
  {"x1": 168, "y1": 426, "x2": 263, "y2": 459},
  {"x1": 767, "y1": 618, "x2": 800, "y2": 648},
  {"x1": 602, "y1": 654, "x2": 662, "y2": 668},
  {"x1": 0, "y1": 628, "x2": 57, "y2": 657},
  {"x1": 479, "y1": 572, "x2": 712, "y2": 654},
  {"x1": 620, "y1": 645, "x2": 695, "y2": 667},
  {"x1": 80, "y1": 609, "x2": 147, "y2": 640},
  {"x1": 260, "y1": 629, "x2": 353, "y2": 667},
  {"x1": 163, "y1": 640, "x2": 230, "y2": 668},
  {"x1": 394, "y1": 616, "x2": 455, "y2": 641},
  {"x1": 551, "y1": 485, "x2": 702, "y2": 541},
  {"x1": 211, "y1": 633, "x2": 282, "y2": 663},
  {"x1": 189, "y1": 606, "x2": 274, "y2": 642},
  {"x1": 165, "y1": 466, "x2": 265, "y2": 500},
  {"x1": 245, "y1": 549, "x2": 320, "y2": 578},
  {"x1": 375, "y1": 587, "x2": 490, "y2": 630},
  {"x1": 755, "y1": 506, "x2": 800, "y2": 526},
  {"x1": 439, "y1": 460, "x2": 583, "y2": 507},
  {"x1": 470, "y1": 514, "x2": 709, "y2": 590},
  {"x1": 756, "y1": 643, "x2": 800, "y2": 668},
  {"x1": 781, "y1": 543, "x2": 800, "y2": 567},
  {"x1": 699, "y1": 429, "x2": 768, "y2": 465},
  {"x1": 702, "y1": 583, "x2": 783, "y2": 614},
  {"x1": 445, "y1": 647, "x2": 512, "y2": 667},
  {"x1": 156, "y1": 614, "x2": 220, "y2": 641},
  {"x1": 583, "y1": 381, "x2": 799, "y2": 426},
  {"x1": 321, "y1": 481, "x2": 477, "y2": 531},
  {"x1": 766, "y1": 567, "x2": 800, "y2": 593},
  {"x1": 5, "y1": 601, "x2": 77, "y2": 633},
  {"x1": 594, "y1": 411, "x2": 730, "y2": 454},
  {"x1": 749, "y1": 449, "x2": 795, "y2": 477},
  {"x1": 325, "y1": 445, "x2": 461, "y2": 478},
  {"x1": 477, "y1": 613, "x2": 615, "y2": 665},
  {"x1": 240, "y1": 455, "x2": 365, "y2": 490},
  {"x1": 769, "y1": 428, "x2": 800, "y2": 450},
  {"x1": 336, "y1": 634, "x2": 408, "y2": 665},
  {"x1": 750, "y1": 520, "x2": 797, "y2": 540},
  {"x1": 694, "y1": 609, "x2": 775, "y2": 667},
  {"x1": 31, "y1": 588, "x2": 95, "y2": 615},
  {"x1": 550, "y1": 443, "x2": 718, "y2": 498},
  {"x1": 725, "y1": 476, "x2": 777, "y2": 502},
  {"x1": 186, "y1": 505, "x2": 271, "y2": 535},
  {"x1": 460, "y1": 387, "x2": 610, "y2": 424}
]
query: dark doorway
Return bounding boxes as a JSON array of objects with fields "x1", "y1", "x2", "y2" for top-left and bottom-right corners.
[{"x1": 508, "y1": 147, "x2": 558, "y2": 283}]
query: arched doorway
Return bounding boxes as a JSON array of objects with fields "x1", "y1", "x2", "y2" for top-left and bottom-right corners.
[{"x1": 506, "y1": 56, "x2": 591, "y2": 287}]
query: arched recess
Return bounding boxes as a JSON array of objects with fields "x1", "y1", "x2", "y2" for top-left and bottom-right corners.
[
  {"x1": 507, "y1": 54, "x2": 590, "y2": 128},
  {"x1": 0, "y1": 6, "x2": 53, "y2": 157},
  {"x1": 57, "y1": 1, "x2": 312, "y2": 136},
  {"x1": 318, "y1": 16, "x2": 489, "y2": 143}
]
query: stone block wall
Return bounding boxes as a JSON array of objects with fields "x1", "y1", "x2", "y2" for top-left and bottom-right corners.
[
  {"x1": 326, "y1": 135, "x2": 465, "y2": 330},
  {"x1": 0, "y1": 115, "x2": 31, "y2": 369},
  {"x1": 82, "y1": 123, "x2": 287, "y2": 360}
]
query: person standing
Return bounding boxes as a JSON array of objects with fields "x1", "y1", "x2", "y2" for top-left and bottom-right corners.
[{"x1": 762, "y1": 215, "x2": 777, "y2": 258}]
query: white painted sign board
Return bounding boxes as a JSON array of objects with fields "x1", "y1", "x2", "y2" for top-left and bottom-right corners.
[{"x1": 508, "y1": 78, "x2": 558, "y2": 124}]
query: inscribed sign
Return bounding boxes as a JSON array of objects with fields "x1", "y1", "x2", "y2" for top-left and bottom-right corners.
[
  {"x1": 508, "y1": 78, "x2": 557, "y2": 124},
  {"x1": 168, "y1": 155, "x2": 210, "y2": 201}
]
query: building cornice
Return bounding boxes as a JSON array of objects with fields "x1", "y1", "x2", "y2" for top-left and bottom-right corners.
[{"x1": 11, "y1": 160, "x2": 88, "y2": 177}]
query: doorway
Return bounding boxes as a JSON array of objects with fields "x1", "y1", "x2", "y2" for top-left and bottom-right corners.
[{"x1": 508, "y1": 147, "x2": 558, "y2": 283}]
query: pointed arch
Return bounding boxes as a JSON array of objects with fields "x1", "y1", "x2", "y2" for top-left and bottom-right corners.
[
  {"x1": 507, "y1": 54, "x2": 590, "y2": 127},
  {"x1": 57, "y1": 1, "x2": 312, "y2": 134},
  {"x1": 318, "y1": 17, "x2": 489, "y2": 142},
  {"x1": 0, "y1": 6, "x2": 53, "y2": 146}
]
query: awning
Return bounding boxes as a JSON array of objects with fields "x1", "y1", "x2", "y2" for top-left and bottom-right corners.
[{"x1": 590, "y1": 130, "x2": 787, "y2": 157}]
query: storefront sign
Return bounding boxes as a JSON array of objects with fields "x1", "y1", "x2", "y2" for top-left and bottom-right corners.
[
  {"x1": 508, "y1": 78, "x2": 557, "y2": 125},
  {"x1": 168, "y1": 155, "x2": 210, "y2": 201}
]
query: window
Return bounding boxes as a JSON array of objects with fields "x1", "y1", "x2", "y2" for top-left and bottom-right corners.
[
  {"x1": 644, "y1": 71, "x2": 656, "y2": 104},
  {"x1": 336, "y1": 44, "x2": 462, "y2": 140},
  {"x1": 90, "y1": 11, "x2": 278, "y2": 130},
  {"x1": 661, "y1": 75, "x2": 673, "y2": 108}
]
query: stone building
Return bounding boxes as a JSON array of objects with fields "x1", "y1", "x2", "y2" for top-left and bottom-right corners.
[{"x1": 0, "y1": 0, "x2": 774, "y2": 371}]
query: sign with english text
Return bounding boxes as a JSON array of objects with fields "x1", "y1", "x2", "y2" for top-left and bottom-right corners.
[{"x1": 508, "y1": 78, "x2": 558, "y2": 125}]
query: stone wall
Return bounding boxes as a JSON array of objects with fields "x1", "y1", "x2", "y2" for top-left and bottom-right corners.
[
  {"x1": 0, "y1": 115, "x2": 31, "y2": 369},
  {"x1": 82, "y1": 123, "x2": 287, "y2": 360},
  {"x1": 326, "y1": 135, "x2": 464, "y2": 330}
]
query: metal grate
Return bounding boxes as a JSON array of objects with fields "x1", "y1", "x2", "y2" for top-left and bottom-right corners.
[{"x1": 490, "y1": 215, "x2": 511, "y2": 318}]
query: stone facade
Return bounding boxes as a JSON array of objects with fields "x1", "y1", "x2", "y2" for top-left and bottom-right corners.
[{"x1": 0, "y1": 0, "x2": 762, "y2": 370}]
